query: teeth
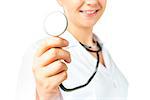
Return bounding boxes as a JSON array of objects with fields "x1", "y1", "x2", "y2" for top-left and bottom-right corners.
[{"x1": 81, "y1": 10, "x2": 96, "y2": 14}]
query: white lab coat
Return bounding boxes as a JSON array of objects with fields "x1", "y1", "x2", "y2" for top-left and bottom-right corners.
[{"x1": 16, "y1": 31, "x2": 128, "y2": 100}]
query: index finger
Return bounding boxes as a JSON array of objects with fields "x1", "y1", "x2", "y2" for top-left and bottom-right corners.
[{"x1": 35, "y1": 36, "x2": 68, "y2": 57}]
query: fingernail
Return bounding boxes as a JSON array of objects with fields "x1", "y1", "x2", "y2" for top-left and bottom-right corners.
[{"x1": 64, "y1": 40, "x2": 69, "y2": 45}]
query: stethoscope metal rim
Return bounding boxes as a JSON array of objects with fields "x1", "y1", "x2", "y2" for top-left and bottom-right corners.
[{"x1": 43, "y1": 11, "x2": 68, "y2": 36}]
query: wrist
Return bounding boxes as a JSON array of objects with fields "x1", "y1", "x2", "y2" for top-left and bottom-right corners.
[{"x1": 36, "y1": 90, "x2": 63, "y2": 100}]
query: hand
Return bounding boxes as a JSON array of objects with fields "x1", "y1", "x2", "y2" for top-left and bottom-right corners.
[{"x1": 32, "y1": 36, "x2": 71, "y2": 100}]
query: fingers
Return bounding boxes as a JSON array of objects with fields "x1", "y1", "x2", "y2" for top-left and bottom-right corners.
[
  {"x1": 48, "y1": 71, "x2": 67, "y2": 87},
  {"x1": 35, "y1": 37, "x2": 69, "y2": 57},
  {"x1": 39, "y1": 60, "x2": 68, "y2": 77},
  {"x1": 38, "y1": 48, "x2": 71, "y2": 66},
  {"x1": 33, "y1": 61, "x2": 68, "y2": 90},
  {"x1": 32, "y1": 36, "x2": 70, "y2": 94}
]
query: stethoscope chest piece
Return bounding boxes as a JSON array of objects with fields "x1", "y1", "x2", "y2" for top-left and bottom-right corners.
[{"x1": 43, "y1": 11, "x2": 68, "y2": 36}]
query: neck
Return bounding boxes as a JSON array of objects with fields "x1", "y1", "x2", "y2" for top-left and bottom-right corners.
[{"x1": 67, "y1": 23, "x2": 95, "y2": 46}]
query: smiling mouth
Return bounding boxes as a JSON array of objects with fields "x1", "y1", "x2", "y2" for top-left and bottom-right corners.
[{"x1": 79, "y1": 9, "x2": 99, "y2": 15}]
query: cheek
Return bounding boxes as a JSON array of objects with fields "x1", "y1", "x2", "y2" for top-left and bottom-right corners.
[
  {"x1": 63, "y1": 0, "x2": 81, "y2": 11},
  {"x1": 99, "y1": 0, "x2": 106, "y2": 6}
]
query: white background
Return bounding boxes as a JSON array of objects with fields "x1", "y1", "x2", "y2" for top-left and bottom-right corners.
[{"x1": 0, "y1": 0, "x2": 150, "y2": 100}]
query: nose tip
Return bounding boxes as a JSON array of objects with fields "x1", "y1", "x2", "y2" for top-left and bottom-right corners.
[{"x1": 85, "y1": 0, "x2": 98, "y2": 5}]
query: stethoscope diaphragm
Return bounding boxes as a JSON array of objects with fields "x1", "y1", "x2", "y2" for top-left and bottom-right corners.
[{"x1": 43, "y1": 11, "x2": 68, "y2": 36}]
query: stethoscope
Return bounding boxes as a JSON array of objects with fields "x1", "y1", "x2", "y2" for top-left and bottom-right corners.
[
  {"x1": 43, "y1": 11, "x2": 102, "y2": 92},
  {"x1": 43, "y1": 11, "x2": 68, "y2": 36}
]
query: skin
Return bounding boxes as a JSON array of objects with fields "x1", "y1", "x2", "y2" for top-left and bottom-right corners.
[{"x1": 32, "y1": 0, "x2": 106, "y2": 100}]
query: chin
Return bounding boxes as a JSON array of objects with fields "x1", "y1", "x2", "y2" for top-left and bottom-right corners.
[{"x1": 79, "y1": 21, "x2": 97, "y2": 28}]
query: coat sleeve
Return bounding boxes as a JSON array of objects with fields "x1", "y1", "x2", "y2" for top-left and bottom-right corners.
[{"x1": 16, "y1": 42, "x2": 39, "y2": 100}]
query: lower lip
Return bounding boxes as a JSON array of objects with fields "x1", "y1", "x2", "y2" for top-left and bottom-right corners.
[{"x1": 80, "y1": 10, "x2": 99, "y2": 17}]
